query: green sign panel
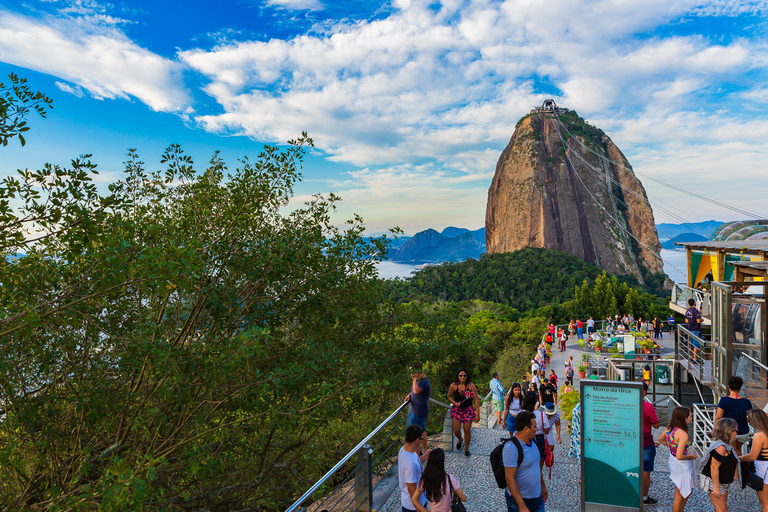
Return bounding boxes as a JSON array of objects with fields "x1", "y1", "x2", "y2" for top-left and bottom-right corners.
[{"x1": 581, "y1": 380, "x2": 643, "y2": 511}]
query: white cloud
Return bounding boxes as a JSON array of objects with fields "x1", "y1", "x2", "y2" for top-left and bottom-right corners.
[
  {"x1": 267, "y1": 0, "x2": 324, "y2": 11},
  {"x1": 55, "y1": 80, "x2": 84, "y2": 97},
  {"x1": 0, "y1": 10, "x2": 189, "y2": 112}
]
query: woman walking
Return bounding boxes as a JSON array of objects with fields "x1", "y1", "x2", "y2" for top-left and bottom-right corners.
[
  {"x1": 739, "y1": 409, "x2": 768, "y2": 511},
  {"x1": 448, "y1": 368, "x2": 479, "y2": 457},
  {"x1": 658, "y1": 406, "x2": 697, "y2": 512},
  {"x1": 411, "y1": 447, "x2": 467, "y2": 512},
  {"x1": 654, "y1": 317, "x2": 663, "y2": 340},
  {"x1": 715, "y1": 376, "x2": 753, "y2": 454},
  {"x1": 569, "y1": 319, "x2": 575, "y2": 340},
  {"x1": 700, "y1": 418, "x2": 739, "y2": 512},
  {"x1": 504, "y1": 382, "x2": 524, "y2": 436}
]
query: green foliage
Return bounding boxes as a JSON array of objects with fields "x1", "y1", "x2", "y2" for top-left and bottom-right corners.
[
  {"x1": 384, "y1": 248, "x2": 641, "y2": 312},
  {"x1": 558, "y1": 389, "x2": 580, "y2": 426},
  {"x1": 0, "y1": 126, "x2": 452, "y2": 509},
  {"x1": 0, "y1": 73, "x2": 53, "y2": 146}
]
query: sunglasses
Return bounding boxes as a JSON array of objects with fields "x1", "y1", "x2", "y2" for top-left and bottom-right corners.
[{"x1": 459, "y1": 374, "x2": 467, "y2": 377}]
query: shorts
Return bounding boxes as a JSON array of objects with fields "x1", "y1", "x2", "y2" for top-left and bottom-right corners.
[
  {"x1": 506, "y1": 414, "x2": 517, "y2": 433},
  {"x1": 450, "y1": 405, "x2": 476, "y2": 424},
  {"x1": 700, "y1": 474, "x2": 731, "y2": 493},
  {"x1": 534, "y1": 434, "x2": 546, "y2": 459},
  {"x1": 506, "y1": 493, "x2": 545, "y2": 512},
  {"x1": 643, "y1": 445, "x2": 656, "y2": 472},
  {"x1": 410, "y1": 414, "x2": 427, "y2": 432},
  {"x1": 494, "y1": 399, "x2": 505, "y2": 412}
]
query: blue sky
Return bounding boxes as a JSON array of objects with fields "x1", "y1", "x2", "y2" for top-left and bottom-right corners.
[{"x1": 1, "y1": 0, "x2": 767, "y2": 236}]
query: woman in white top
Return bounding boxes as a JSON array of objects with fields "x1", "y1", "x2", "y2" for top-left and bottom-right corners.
[
  {"x1": 411, "y1": 448, "x2": 467, "y2": 512},
  {"x1": 504, "y1": 382, "x2": 524, "y2": 435}
]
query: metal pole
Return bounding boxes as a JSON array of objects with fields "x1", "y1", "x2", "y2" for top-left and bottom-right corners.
[{"x1": 353, "y1": 444, "x2": 373, "y2": 512}]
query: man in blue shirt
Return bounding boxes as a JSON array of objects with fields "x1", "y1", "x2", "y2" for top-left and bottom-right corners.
[
  {"x1": 490, "y1": 372, "x2": 506, "y2": 425},
  {"x1": 684, "y1": 298, "x2": 702, "y2": 346},
  {"x1": 504, "y1": 410, "x2": 548, "y2": 512},
  {"x1": 406, "y1": 367, "x2": 430, "y2": 454}
]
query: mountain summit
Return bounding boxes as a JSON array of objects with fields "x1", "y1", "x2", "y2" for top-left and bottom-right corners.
[{"x1": 485, "y1": 104, "x2": 663, "y2": 283}]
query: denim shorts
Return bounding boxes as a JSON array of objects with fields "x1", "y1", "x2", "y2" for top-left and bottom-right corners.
[
  {"x1": 506, "y1": 414, "x2": 517, "y2": 433},
  {"x1": 643, "y1": 445, "x2": 656, "y2": 472},
  {"x1": 506, "y1": 493, "x2": 545, "y2": 512},
  {"x1": 410, "y1": 414, "x2": 427, "y2": 432}
]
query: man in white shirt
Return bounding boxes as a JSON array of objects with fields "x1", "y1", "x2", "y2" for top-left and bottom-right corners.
[
  {"x1": 398, "y1": 424, "x2": 431, "y2": 511},
  {"x1": 586, "y1": 317, "x2": 595, "y2": 335}
]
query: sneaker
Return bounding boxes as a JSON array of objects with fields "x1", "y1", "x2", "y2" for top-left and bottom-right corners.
[
  {"x1": 643, "y1": 497, "x2": 658, "y2": 505},
  {"x1": 464, "y1": 450, "x2": 471, "y2": 457},
  {"x1": 456, "y1": 439, "x2": 463, "y2": 451}
]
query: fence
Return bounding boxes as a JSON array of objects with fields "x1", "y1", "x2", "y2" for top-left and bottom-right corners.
[
  {"x1": 690, "y1": 403, "x2": 718, "y2": 457},
  {"x1": 671, "y1": 283, "x2": 711, "y2": 317},
  {"x1": 286, "y1": 391, "x2": 493, "y2": 512},
  {"x1": 676, "y1": 325, "x2": 714, "y2": 387}
]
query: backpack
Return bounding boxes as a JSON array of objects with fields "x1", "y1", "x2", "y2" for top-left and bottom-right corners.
[{"x1": 490, "y1": 436, "x2": 524, "y2": 488}]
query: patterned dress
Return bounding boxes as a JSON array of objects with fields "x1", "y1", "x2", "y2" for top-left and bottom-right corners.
[{"x1": 568, "y1": 402, "x2": 581, "y2": 459}]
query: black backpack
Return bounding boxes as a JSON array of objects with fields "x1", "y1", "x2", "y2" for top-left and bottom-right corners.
[{"x1": 490, "y1": 436, "x2": 524, "y2": 488}]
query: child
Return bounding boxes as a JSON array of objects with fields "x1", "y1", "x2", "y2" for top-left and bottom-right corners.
[{"x1": 549, "y1": 369, "x2": 558, "y2": 388}]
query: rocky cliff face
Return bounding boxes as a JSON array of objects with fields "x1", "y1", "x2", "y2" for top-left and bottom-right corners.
[{"x1": 485, "y1": 110, "x2": 663, "y2": 283}]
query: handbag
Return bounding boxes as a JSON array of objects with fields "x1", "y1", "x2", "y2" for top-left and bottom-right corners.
[
  {"x1": 447, "y1": 476, "x2": 467, "y2": 512},
  {"x1": 741, "y1": 461, "x2": 765, "y2": 491}
]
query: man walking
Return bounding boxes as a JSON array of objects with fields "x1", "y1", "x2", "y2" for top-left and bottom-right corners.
[
  {"x1": 406, "y1": 367, "x2": 430, "y2": 454},
  {"x1": 398, "y1": 424, "x2": 431, "y2": 512},
  {"x1": 490, "y1": 372, "x2": 506, "y2": 425},
  {"x1": 504, "y1": 410, "x2": 548, "y2": 512},
  {"x1": 587, "y1": 316, "x2": 595, "y2": 336},
  {"x1": 642, "y1": 383, "x2": 660, "y2": 505},
  {"x1": 684, "y1": 298, "x2": 702, "y2": 339}
]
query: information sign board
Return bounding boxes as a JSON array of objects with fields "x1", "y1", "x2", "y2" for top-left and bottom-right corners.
[
  {"x1": 622, "y1": 335, "x2": 637, "y2": 360},
  {"x1": 581, "y1": 380, "x2": 643, "y2": 512}
]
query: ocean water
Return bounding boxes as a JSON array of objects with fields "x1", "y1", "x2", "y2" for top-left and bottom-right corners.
[{"x1": 375, "y1": 250, "x2": 689, "y2": 284}]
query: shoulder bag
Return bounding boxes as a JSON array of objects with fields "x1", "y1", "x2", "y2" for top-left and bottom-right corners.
[{"x1": 447, "y1": 475, "x2": 467, "y2": 512}]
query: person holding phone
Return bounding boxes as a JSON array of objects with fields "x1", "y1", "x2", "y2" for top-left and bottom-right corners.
[{"x1": 448, "y1": 367, "x2": 479, "y2": 457}]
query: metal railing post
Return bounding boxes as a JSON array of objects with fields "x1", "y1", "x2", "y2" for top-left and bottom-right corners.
[
  {"x1": 353, "y1": 444, "x2": 373, "y2": 512},
  {"x1": 480, "y1": 401, "x2": 489, "y2": 429},
  {"x1": 442, "y1": 410, "x2": 453, "y2": 451}
]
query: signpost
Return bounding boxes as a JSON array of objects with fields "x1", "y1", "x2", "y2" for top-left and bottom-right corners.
[
  {"x1": 581, "y1": 380, "x2": 643, "y2": 512},
  {"x1": 622, "y1": 335, "x2": 637, "y2": 360}
]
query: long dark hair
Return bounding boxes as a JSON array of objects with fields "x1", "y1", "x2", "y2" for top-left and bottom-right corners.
[
  {"x1": 668, "y1": 406, "x2": 691, "y2": 433},
  {"x1": 453, "y1": 367, "x2": 472, "y2": 385},
  {"x1": 419, "y1": 447, "x2": 447, "y2": 502},
  {"x1": 522, "y1": 393, "x2": 538, "y2": 412}
]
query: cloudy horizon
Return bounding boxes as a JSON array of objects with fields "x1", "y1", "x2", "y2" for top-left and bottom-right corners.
[{"x1": 1, "y1": 0, "x2": 767, "y2": 235}]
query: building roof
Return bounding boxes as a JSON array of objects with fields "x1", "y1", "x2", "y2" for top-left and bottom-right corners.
[
  {"x1": 730, "y1": 261, "x2": 768, "y2": 269},
  {"x1": 674, "y1": 240, "x2": 768, "y2": 252}
]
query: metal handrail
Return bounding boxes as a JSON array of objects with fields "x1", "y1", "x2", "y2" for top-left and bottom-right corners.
[
  {"x1": 672, "y1": 283, "x2": 712, "y2": 317},
  {"x1": 285, "y1": 400, "x2": 410, "y2": 512},
  {"x1": 691, "y1": 403, "x2": 718, "y2": 457}
]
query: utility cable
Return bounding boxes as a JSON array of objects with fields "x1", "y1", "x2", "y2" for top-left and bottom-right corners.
[
  {"x1": 553, "y1": 113, "x2": 768, "y2": 220},
  {"x1": 552, "y1": 121, "x2": 691, "y2": 282}
]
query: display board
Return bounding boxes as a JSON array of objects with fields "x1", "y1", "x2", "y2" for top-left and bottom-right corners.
[
  {"x1": 581, "y1": 380, "x2": 643, "y2": 512},
  {"x1": 622, "y1": 335, "x2": 636, "y2": 360}
]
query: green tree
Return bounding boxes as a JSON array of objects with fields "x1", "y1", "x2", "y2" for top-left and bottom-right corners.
[{"x1": 0, "y1": 125, "x2": 429, "y2": 508}]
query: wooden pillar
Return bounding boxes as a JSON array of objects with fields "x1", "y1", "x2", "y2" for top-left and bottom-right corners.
[{"x1": 718, "y1": 250, "x2": 726, "y2": 283}]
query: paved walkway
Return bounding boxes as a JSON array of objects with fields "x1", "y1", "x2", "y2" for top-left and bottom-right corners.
[{"x1": 379, "y1": 333, "x2": 763, "y2": 511}]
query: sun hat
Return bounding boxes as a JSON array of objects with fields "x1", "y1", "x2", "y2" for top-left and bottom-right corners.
[{"x1": 544, "y1": 402, "x2": 556, "y2": 415}]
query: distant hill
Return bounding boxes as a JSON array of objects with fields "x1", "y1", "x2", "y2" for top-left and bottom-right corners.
[
  {"x1": 441, "y1": 226, "x2": 485, "y2": 246},
  {"x1": 390, "y1": 229, "x2": 484, "y2": 263},
  {"x1": 661, "y1": 233, "x2": 708, "y2": 250},
  {"x1": 655, "y1": 221, "x2": 723, "y2": 241},
  {"x1": 383, "y1": 247, "x2": 642, "y2": 310}
]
